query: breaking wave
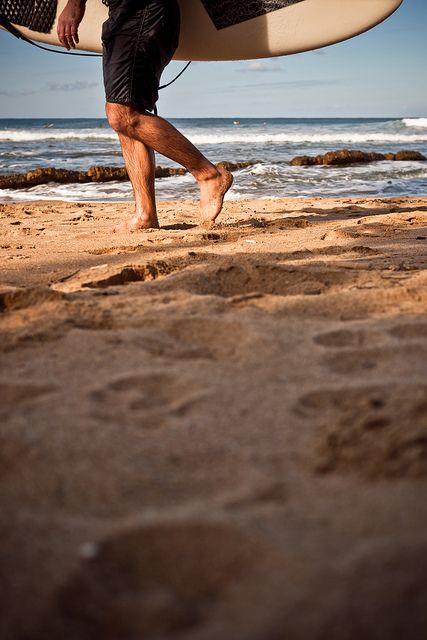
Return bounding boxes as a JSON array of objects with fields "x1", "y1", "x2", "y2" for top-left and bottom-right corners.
[
  {"x1": 188, "y1": 132, "x2": 427, "y2": 145},
  {"x1": 2, "y1": 129, "x2": 427, "y2": 145},
  {"x1": 402, "y1": 118, "x2": 427, "y2": 128},
  {"x1": 0, "y1": 129, "x2": 117, "y2": 142}
]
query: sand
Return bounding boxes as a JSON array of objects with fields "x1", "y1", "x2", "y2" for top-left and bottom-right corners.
[{"x1": 0, "y1": 195, "x2": 427, "y2": 639}]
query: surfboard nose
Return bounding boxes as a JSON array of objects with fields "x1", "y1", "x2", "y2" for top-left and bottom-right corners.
[{"x1": 174, "y1": 0, "x2": 404, "y2": 61}]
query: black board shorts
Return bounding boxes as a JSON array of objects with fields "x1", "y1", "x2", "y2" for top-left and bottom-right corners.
[{"x1": 102, "y1": 0, "x2": 180, "y2": 112}]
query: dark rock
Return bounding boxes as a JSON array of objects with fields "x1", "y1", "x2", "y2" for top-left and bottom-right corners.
[
  {"x1": 26, "y1": 168, "x2": 82, "y2": 184},
  {"x1": 86, "y1": 166, "x2": 128, "y2": 181},
  {"x1": 0, "y1": 168, "x2": 82, "y2": 189},
  {"x1": 290, "y1": 156, "x2": 318, "y2": 167},
  {"x1": 217, "y1": 160, "x2": 259, "y2": 171},
  {"x1": 318, "y1": 150, "x2": 386, "y2": 165},
  {"x1": 394, "y1": 150, "x2": 426, "y2": 161},
  {"x1": 0, "y1": 160, "x2": 258, "y2": 190},
  {"x1": 155, "y1": 166, "x2": 186, "y2": 178},
  {"x1": 290, "y1": 149, "x2": 426, "y2": 166}
]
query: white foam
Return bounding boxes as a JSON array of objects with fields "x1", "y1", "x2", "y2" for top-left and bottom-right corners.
[
  {"x1": 247, "y1": 162, "x2": 277, "y2": 175},
  {"x1": 2, "y1": 128, "x2": 427, "y2": 145},
  {"x1": 0, "y1": 129, "x2": 117, "y2": 142},
  {"x1": 402, "y1": 118, "x2": 427, "y2": 128},
  {"x1": 0, "y1": 181, "x2": 133, "y2": 202},
  {"x1": 185, "y1": 132, "x2": 427, "y2": 145}
]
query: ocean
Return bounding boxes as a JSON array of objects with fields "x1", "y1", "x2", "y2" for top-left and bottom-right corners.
[{"x1": 1, "y1": 117, "x2": 426, "y2": 202}]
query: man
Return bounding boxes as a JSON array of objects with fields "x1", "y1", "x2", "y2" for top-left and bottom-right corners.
[{"x1": 57, "y1": 0, "x2": 233, "y2": 231}]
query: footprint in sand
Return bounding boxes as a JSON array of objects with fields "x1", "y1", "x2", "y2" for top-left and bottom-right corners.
[
  {"x1": 0, "y1": 381, "x2": 56, "y2": 419},
  {"x1": 0, "y1": 382, "x2": 57, "y2": 478},
  {"x1": 313, "y1": 328, "x2": 384, "y2": 348},
  {"x1": 294, "y1": 383, "x2": 427, "y2": 478},
  {"x1": 389, "y1": 322, "x2": 427, "y2": 340},
  {"x1": 90, "y1": 372, "x2": 206, "y2": 428},
  {"x1": 53, "y1": 260, "x2": 182, "y2": 292},
  {"x1": 37, "y1": 522, "x2": 287, "y2": 640},
  {"x1": 0, "y1": 287, "x2": 63, "y2": 313},
  {"x1": 86, "y1": 244, "x2": 145, "y2": 255},
  {"x1": 314, "y1": 244, "x2": 380, "y2": 258},
  {"x1": 159, "y1": 316, "x2": 274, "y2": 363},
  {"x1": 320, "y1": 344, "x2": 427, "y2": 377},
  {"x1": 164, "y1": 262, "x2": 353, "y2": 298}
]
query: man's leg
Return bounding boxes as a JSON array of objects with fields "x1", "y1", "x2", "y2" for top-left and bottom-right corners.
[
  {"x1": 114, "y1": 134, "x2": 159, "y2": 231},
  {"x1": 106, "y1": 103, "x2": 233, "y2": 228}
]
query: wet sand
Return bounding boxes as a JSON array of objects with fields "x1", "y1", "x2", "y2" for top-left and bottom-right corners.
[{"x1": 1, "y1": 196, "x2": 427, "y2": 639}]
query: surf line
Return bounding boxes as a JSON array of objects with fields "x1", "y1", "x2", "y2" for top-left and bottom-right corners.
[{"x1": 0, "y1": 14, "x2": 191, "y2": 90}]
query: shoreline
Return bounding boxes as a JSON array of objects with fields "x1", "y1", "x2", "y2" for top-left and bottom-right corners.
[
  {"x1": 1, "y1": 195, "x2": 427, "y2": 639},
  {"x1": 2, "y1": 117, "x2": 427, "y2": 202},
  {"x1": 1, "y1": 149, "x2": 425, "y2": 191}
]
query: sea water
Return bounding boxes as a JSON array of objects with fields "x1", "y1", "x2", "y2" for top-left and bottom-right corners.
[{"x1": 0, "y1": 117, "x2": 426, "y2": 202}]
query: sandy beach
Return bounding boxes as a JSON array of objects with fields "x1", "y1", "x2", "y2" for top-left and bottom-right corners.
[{"x1": 1, "y1": 195, "x2": 427, "y2": 639}]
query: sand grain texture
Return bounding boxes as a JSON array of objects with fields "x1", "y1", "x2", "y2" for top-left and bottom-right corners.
[{"x1": 1, "y1": 196, "x2": 427, "y2": 639}]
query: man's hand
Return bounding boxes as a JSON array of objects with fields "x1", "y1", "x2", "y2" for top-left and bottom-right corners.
[{"x1": 57, "y1": 0, "x2": 87, "y2": 50}]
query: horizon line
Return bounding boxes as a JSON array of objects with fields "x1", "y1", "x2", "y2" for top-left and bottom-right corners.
[{"x1": 0, "y1": 115, "x2": 422, "y2": 120}]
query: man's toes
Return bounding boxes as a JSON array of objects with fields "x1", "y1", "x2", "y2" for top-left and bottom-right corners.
[{"x1": 201, "y1": 218, "x2": 215, "y2": 230}]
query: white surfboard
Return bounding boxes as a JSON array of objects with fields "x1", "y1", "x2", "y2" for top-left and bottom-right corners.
[{"x1": 1, "y1": 0, "x2": 403, "y2": 61}]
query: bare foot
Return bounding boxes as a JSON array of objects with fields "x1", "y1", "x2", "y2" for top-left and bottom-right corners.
[
  {"x1": 111, "y1": 214, "x2": 159, "y2": 233},
  {"x1": 199, "y1": 166, "x2": 233, "y2": 228}
]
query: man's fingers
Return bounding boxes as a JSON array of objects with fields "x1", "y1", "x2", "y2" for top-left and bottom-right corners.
[
  {"x1": 57, "y1": 21, "x2": 79, "y2": 49},
  {"x1": 65, "y1": 32, "x2": 76, "y2": 49},
  {"x1": 63, "y1": 33, "x2": 72, "y2": 49},
  {"x1": 57, "y1": 26, "x2": 65, "y2": 47},
  {"x1": 57, "y1": 25, "x2": 70, "y2": 49}
]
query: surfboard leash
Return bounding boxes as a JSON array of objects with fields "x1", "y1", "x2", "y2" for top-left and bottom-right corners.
[
  {"x1": 159, "y1": 61, "x2": 191, "y2": 90},
  {"x1": 0, "y1": 14, "x2": 101, "y2": 55},
  {"x1": 0, "y1": 14, "x2": 191, "y2": 88}
]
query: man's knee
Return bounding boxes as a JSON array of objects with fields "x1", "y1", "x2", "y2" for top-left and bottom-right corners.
[{"x1": 106, "y1": 102, "x2": 141, "y2": 134}]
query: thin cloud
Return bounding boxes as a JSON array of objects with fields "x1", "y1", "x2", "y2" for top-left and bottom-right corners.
[
  {"x1": 238, "y1": 61, "x2": 281, "y2": 72},
  {"x1": 47, "y1": 80, "x2": 98, "y2": 91},
  {"x1": 239, "y1": 78, "x2": 340, "y2": 90},
  {"x1": 213, "y1": 78, "x2": 341, "y2": 94},
  {"x1": 0, "y1": 89, "x2": 37, "y2": 96}
]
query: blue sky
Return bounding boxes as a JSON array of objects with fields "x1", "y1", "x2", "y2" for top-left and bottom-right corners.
[{"x1": 0, "y1": 0, "x2": 426, "y2": 118}]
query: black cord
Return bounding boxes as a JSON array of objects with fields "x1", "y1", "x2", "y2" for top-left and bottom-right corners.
[
  {"x1": 0, "y1": 15, "x2": 191, "y2": 85},
  {"x1": 0, "y1": 15, "x2": 101, "y2": 55},
  {"x1": 159, "y1": 60, "x2": 191, "y2": 89},
  {"x1": 16, "y1": 39, "x2": 101, "y2": 56}
]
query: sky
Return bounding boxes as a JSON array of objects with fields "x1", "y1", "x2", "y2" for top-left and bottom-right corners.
[{"x1": 0, "y1": 0, "x2": 426, "y2": 119}]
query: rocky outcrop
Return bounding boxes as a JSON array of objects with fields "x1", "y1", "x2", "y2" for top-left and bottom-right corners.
[
  {"x1": 0, "y1": 161, "x2": 259, "y2": 190},
  {"x1": 1, "y1": 151, "x2": 425, "y2": 190},
  {"x1": 289, "y1": 155, "x2": 318, "y2": 167},
  {"x1": 384, "y1": 150, "x2": 426, "y2": 161},
  {"x1": 86, "y1": 166, "x2": 128, "y2": 181},
  {"x1": 216, "y1": 161, "x2": 259, "y2": 171},
  {"x1": 290, "y1": 149, "x2": 426, "y2": 166},
  {"x1": 0, "y1": 166, "x2": 188, "y2": 189},
  {"x1": 1, "y1": 167, "x2": 83, "y2": 188},
  {"x1": 0, "y1": 167, "x2": 119, "y2": 190},
  {"x1": 155, "y1": 166, "x2": 187, "y2": 178}
]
